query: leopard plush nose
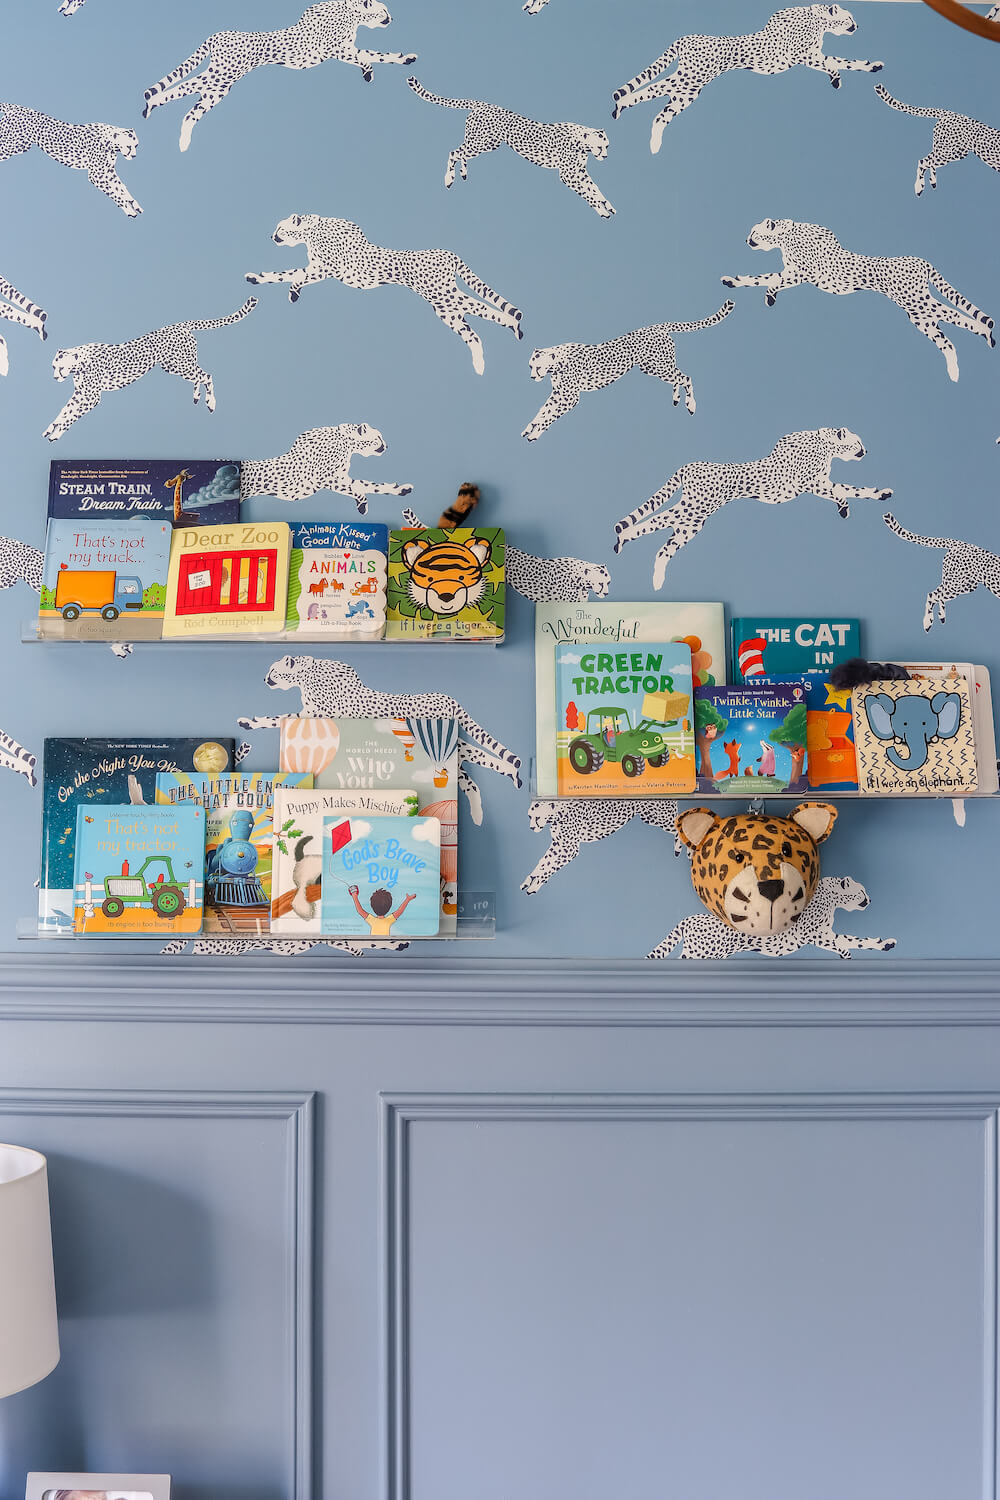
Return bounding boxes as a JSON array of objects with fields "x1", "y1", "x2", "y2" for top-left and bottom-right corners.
[{"x1": 757, "y1": 878, "x2": 785, "y2": 903}]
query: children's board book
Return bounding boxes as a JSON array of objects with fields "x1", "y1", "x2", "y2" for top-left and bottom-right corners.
[
  {"x1": 320, "y1": 815, "x2": 441, "y2": 939},
  {"x1": 534, "y1": 601, "x2": 726, "y2": 797},
  {"x1": 694, "y1": 685, "x2": 807, "y2": 794},
  {"x1": 279, "y1": 716, "x2": 459, "y2": 935},
  {"x1": 154, "y1": 770, "x2": 314, "y2": 935},
  {"x1": 39, "y1": 736, "x2": 234, "y2": 933},
  {"x1": 271, "y1": 787, "x2": 419, "y2": 935},
  {"x1": 48, "y1": 460, "x2": 241, "y2": 528},
  {"x1": 385, "y1": 527, "x2": 505, "y2": 641},
  {"x1": 39, "y1": 518, "x2": 171, "y2": 641},
  {"x1": 895, "y1": 660, "x2": 997, "y2": 795},
  {"x1": 285, "y1": 522, "x2": 388, "y2": 640},
  {"x1": 852, "y1": 673, "x2": 978, "y2": 795},
  {"x1": 72, "y1": 802, "x2": 205, "y2": 937},
  {"x1": 555, "y1": 642, "x2": 695, "y2": 796},
  {"x1": 731, "y1": 618, "x2": 860, "y2": 680},
  {"x1": 162, "y1": 521, "x2": 291, "y2": 637},
  {"x1": 756, "y1": 674, "x2": 858, "y2": 793}
]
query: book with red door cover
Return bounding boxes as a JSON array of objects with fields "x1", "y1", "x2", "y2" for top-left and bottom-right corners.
[{"x1": 162, "y1": 521, "x2": 291, "y2": 637}]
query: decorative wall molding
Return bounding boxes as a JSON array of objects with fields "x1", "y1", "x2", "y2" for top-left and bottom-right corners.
[
  {"x1": 379, "y1": 1091, "x2": 1000, "y2": 1500},
  {"x1": 2, "y1": 954, "x2": 1000, "y2": 1025},
  {"x1": 0, "y1": 1087, "x2": 315, "y2": 1500}
]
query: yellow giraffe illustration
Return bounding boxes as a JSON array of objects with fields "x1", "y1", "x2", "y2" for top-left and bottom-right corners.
[{"x1": 165, "y1": 468, "x2": 195, "y2": 524}]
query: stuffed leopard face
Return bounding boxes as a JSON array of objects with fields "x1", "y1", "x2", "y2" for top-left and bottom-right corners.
[
  {"x1": 676, "y1": 802, "x2": 837, "y2": 934},
  {"x1": 401, "y1": 534, "x2": 491, "y2": 615}
]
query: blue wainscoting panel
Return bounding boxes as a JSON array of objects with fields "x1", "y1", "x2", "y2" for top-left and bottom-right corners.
[
  {"x1": 0, "y1": 1090, "x2": 314, "y2": 1500},
  {"x1": 384, "y1": 1094, "x2": 997, "y2": 1500}
]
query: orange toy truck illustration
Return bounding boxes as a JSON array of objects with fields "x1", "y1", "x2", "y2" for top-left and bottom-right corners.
[{"x1": 54, "y1": 564, "x2": 143, "y2": 621}]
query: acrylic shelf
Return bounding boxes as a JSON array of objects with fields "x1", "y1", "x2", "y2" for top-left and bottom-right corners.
[
  {"x1": 526, "y1": 762, "x2": 998, "y2": 803},
  {"x1": 21, "y1": 622, "x2": 502, "y2": 648}
]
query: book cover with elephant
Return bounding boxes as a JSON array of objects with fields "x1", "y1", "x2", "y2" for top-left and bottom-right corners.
[
  {"x1": 555, "y1": 641, "x2": 696, "y2": 796},
  {"x1": 694, "y1": 685, "x2": 807, "y2": 795},
  {"x1": 285, "y1": 522, "x2": 387, "y2": 640},
  {"x1": 385, "y1": 527, "x2": 505, "y2": 640},
  {"x1": 852, "y1": 676, "x2": 977, "y2": 794}
]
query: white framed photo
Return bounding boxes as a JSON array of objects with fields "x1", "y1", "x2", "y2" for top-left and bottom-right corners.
[{"x1": 27, "y1": 1475, "x2": 170, "y2": 1500}]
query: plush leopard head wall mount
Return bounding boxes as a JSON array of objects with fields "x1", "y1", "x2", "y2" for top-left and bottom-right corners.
[{"x1": 676, "y1": 803, "x2": 838, "y2": 935}]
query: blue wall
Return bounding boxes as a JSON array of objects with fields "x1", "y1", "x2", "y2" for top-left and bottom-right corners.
[{"x1": 2, "y1": 0, "x2": 999, "y2": 957}]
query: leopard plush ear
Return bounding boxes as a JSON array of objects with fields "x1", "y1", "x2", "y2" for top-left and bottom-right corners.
[
  {"x1": 675, "y1": 807, "x2": 721, "y2": 851},
  {"x1": 789, "y1": 802, "x2": 838, "y2": 844}
]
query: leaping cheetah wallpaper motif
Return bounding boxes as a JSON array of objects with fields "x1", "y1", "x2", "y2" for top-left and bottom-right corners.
[{"x1": 1, "y1": 0, "x2": 998, "y2": 961}]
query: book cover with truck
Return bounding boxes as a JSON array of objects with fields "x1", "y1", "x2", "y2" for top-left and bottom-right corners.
[
  {"x1": 731, "y1": 618, "x2": 860, "y2": 679},
  {"x1": 320, "y1": 814, "x2": 441, "y2": 939},
  {"x1": 39, "y1": 518, "x2": 171, "y2": 640},
  {"x1": 72, "y1": 802, "x2": 205, "y2": 937},
  {"x1": 162, "y1": 521, "x2": 291, "y2": 637},
  {"x1": 48, "y1": 459, "x2": 241, "y2": 528},
  {"x1": 285, "y1": 522, "x2": 388, "y2": 640},
  {"x1": 555, "y1": 641, "x2": 696, "y2": 796},
  {"x1": 694, "y1": 685, "x2": 807, "y2": 794},
  {"x1": 39, "y1": 736, "x2": 234, "y2": 933}
]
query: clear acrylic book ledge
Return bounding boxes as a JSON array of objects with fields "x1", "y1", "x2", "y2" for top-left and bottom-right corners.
[{"x1": 21, "y1": 622, "x2": 502, "y2": 648}]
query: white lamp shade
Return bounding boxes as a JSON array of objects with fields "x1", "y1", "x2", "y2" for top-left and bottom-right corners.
[{"x1": 0, "y1": 1144, "x2": 59, "y2": 1398}]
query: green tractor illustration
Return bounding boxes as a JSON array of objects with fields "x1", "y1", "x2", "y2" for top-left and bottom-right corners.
[
  {"x1": 101, "y1": 855, "x2": 188, "y2": 920},
  {"x1": 567, "y1": 688, "x2": 690, "y2": 779}
]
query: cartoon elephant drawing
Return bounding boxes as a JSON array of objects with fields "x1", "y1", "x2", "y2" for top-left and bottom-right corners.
[{"x1": 862, "y1": 690, "x2": 962, "y2": 771}]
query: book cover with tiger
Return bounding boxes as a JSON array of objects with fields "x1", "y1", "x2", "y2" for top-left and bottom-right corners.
[{"x1": 385, "y1": 527, "x2": 505, "y2": 641}]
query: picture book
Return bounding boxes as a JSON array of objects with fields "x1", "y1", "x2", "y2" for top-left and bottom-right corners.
[
  {"x1": 72, "y1": 802, "x2": 205, "y2": 937},
  {"x1": 162, "y1": 521, "x2": 291, "y2": 637},
  {"x1": 285, "y1": 522, "x2": 388, "y2": 640},
  {"x1": 48, "y1": 459, "x2": 241, "y2": 528},
  {"x1": 756, "y1": 674, "x2": 858, "y2": 792},
  {"x1": 385, "y1": 527, "x2": 505, "y2": 641},
  {"x1": 39, "y1": 736, "x2": 234, "y2": 932},
  {"x1": 320, "y1": 815, "x2": 441, "y2": 939},
  {"x1": 39, "y1": 518, "x2": 171, "y2": 641},
  {"x1": 555, "y1": 642, "x2": 696, "y2": 796},
  {"x1": 534, "y1": 601, "x2": 726, "y2": 796},
  {"x1": 279, "y1": 716, "x2": 459, "y2": 934},
  {"x1": 271, "y1": 786, "x2": 419, "y2": 935},
  {"x1": 731, "y1": 618, "x2": 860, "y2": 680},
  {"x1": 694, "y1": 685, "x2": 807, "y2": 794},
  {"x1": 155, "y1": 770, "x2": 314, "y2": 936},
  {"x1": 894, "y1": 660, "x2": 996, "y2": 793},
  {"x1": 853, "y1": 675, "x2": 978, "y2": 794}
]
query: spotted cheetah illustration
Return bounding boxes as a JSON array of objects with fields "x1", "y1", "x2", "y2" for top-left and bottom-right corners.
[
  {"x1": 243, "y1": 422, "x2": 412, "y2": 514},
  {"x1": 0, "y1": 534, "x2": 42, "y2": 593},
  {"x1": 0, "y1": 728, "x2": 37, "y2": 787},
  {"x1": 614, "y1": 427, "x2": 891, "y2": 588},
  {"x1": 722, "y1": 218, "x2": 994, "y2": 381},
  {"x1": 42, "y1": 298, "x2": 257, "y2": 441},
  {"x1": 162, "y1": 936, "x2": 408, "y2": 957},
  {"x1": 143, "y1": 1, "x2": 417, "y2": 152},
  {"x1": 522, "y1": 300, "x2": 733, "y2": 441},
  {"x1": 407, "y1": 78, "x2": 614, "y2": 218},
  {"x1": 0, "y1": 274, "x2": 47, "y2": 377},
  {"x1": 523, "y1": 0, "x2": 550, "y2": 10},
  {"x1": 246, "y1": 214, "x2": 521, "y2": 374},
  {"x1": 612, "y1": 5, "x2": 882, "y2": 153},
  {"x1": 875, "y1": 84, "x2": 1000, "y2": 197},
  {"x1": 59, "y1": 0, "x2": 87, "y2": 10},
  {"x1": 0, "y1": 102, "x2": 141, "y2": 216},
  {"x1": 401, "y1": 506, "x2": 610, "y2": 602},
  {"x1": 237, "y1": 656, "x2": 522, "y2": 818},
  {"x1": 522, "y1": 798, "x2": 680, "y2": 894},
  {"x1": 883, "y1": 512, "x2": 1000, "y2": 631},
  {"x1": 649, "y1": 876, "x2": 895, "y2": 959}
]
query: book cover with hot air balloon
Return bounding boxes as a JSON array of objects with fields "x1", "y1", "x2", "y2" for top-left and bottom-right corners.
[
  {"x1": 320, "y1": 815, "x2": 441, "y2": 939},
  {"x1": 279, "y1": 716, "x2": 459, "y2": 935}
]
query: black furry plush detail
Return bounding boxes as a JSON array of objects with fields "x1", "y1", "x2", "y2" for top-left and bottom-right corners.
[{"x1": 829, "y1": 657, "x2": 910, "y2": 689}]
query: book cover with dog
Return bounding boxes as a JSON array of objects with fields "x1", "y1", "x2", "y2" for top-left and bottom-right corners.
[
  {"x1": 694, "y1": 685, "x2": 807, "y2": 794},
  {"x1": 320, "y1": 815, "x2": 441, "y2": 939},
  {"x1": 285, "y1": 522, "x2": 387, "y2": 640},
  {"x1": 385, "y1": 527, "x2": 505, "y2": 641},
  {"x1": 270, "y1": 786, "x2": 419, "y2": 934},
  {"x1": 72, "y1": 802, "x2": 205, "y2": 937}
]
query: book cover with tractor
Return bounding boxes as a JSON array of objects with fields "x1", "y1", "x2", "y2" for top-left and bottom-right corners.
[
  {"x1": 694, "y1": 685, "x2": 808, "y2": 795},
  {"x1": 320, "y1": 814, "x2": 441, "y2": 939},
  {"x1": 285, "y1": 522, "x2": 388, "y2": 640},
  {"x1": 39, "y1": 736, "x2": 234, "y2": 933},
  {"x1": 39, "y1": 518, "x2": 172, "y2": 641},
  {"x1": 555, "y1": 641, "x2": 696, "y2": 796},
  {"x1": 72, "y1": 802, "x2": 206, "y2": 936},
  {"x1": 385, "y1": 527, "x2": 505, "y2": 641}
]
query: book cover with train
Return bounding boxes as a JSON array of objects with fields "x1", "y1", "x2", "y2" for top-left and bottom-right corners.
[
  {"x1": 162, "y1": 521, "x2": 291, "y2": 637},
  {"x1": 285, "y1": 522, "x2": 388, "y2": 640},
  {"x1": 320, "y1": 814, "x2": 441, "y2": 939},
  {"x1": 555, "y1": 641, "x2": 696, "y2": 796},
  {"x1": 72, "y1": 802, "x2": 205, "y2": 937},
  {"x1": 694, "y1": 685, "x2": 807, "y2": 794},
  {"x1": 48, "y1": 459, "x2": 241, "y2": 528},
  {"x1": 39, "y1": 518, "x2": 171, "y2": 641}
]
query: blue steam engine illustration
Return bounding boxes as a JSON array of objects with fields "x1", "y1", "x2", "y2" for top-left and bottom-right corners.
[{"x1": 206, "y1": 809, "x2": 268, "y2": 908}]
